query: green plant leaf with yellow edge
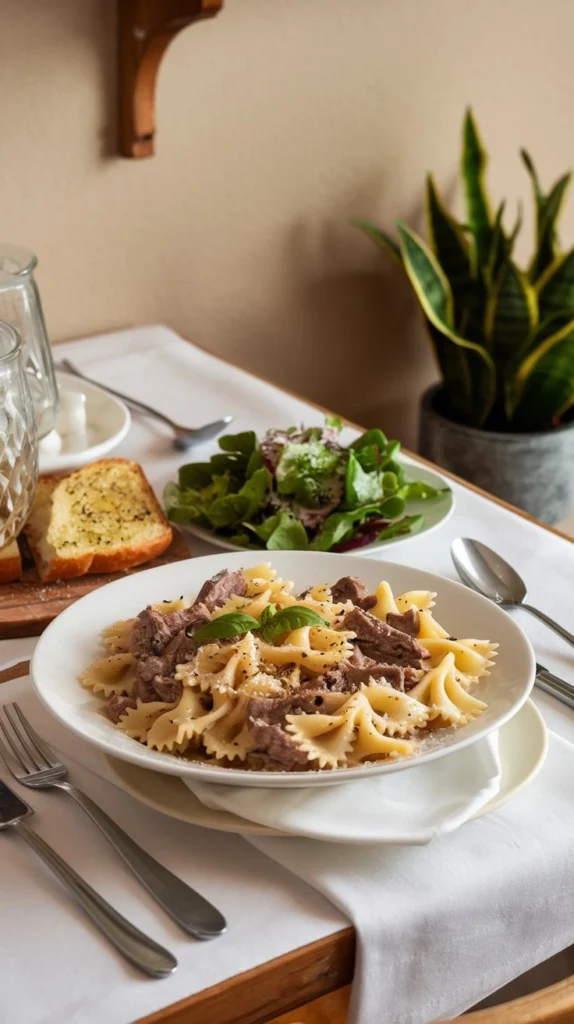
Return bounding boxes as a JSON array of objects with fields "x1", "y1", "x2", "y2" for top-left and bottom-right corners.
[
  {"x1": 522, "y1": 150, "x2": 571, "y2": 282},
  {"x1": 353, "y1": 220, "x2": 402, "y2": 264},
  {"x1": 397, "y1": 221, "x2": 496, "y2": 425},
  {"x1": 536, "y1": 248, "x2": 574, "y2": 321},
  {"x1": 513, "y1": 324, "x2": 574, "y2": 429},
  {"x1": 484, "y1": 261, "x2": 537, "y2": 371},
  {"x1": 462, "y1": 109, "x2": 492, "y2": 269},
  {"x1": 426, "y1": 174, "x2": 473, "y2": 327}
]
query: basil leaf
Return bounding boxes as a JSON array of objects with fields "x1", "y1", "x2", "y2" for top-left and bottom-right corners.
[
  {"x1": 266, "y1": 512, "x2": 309, "y2": 550},
  {"x1": 259, "y1": 603, "x2": 277, "y2": 626},
  {"x1": 218, "y1": 431, "x2": 257, "y2": 456},
  {"x1": 376, "y1": 514, "x2": 424, "y2": 542},
  {"x1": 178, "y1": 463, "x2": 213, "y2": 489},
  {"x1": 350, "y1": 428, "x2": 387, "y2": 453},
  {"x1": 344, "y1": 450, "x2": 383, "y2": 509},
  {"x1": 325, "y1": 415, "x2": 343, "y2": 430},
  {"x1": 193, "y1": 613, "x2": 261, "y2": 644},
  {"x1": 260, "y1": 605, "x2": 328, "y2": 643}
]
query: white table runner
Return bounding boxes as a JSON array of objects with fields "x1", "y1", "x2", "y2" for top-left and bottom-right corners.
[{"x1": 2, "y1": 324, "x2": 574, "y2": 1024}]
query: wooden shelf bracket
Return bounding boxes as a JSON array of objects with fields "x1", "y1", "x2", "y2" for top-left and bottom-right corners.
[{"x1": 118, "y1": 0, "x2": 224, "y2": 159}]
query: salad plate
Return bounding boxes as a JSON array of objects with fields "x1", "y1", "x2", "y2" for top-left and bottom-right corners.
[
  {"x1": 165, "y1": 420, "x2": 454, "y2": 554},
  {"x1": 31, "y1": 550, "x2": 535, "y2": 788},
  {"x1": 178, "y1": 460, "x2": 453, "y2": 554}
]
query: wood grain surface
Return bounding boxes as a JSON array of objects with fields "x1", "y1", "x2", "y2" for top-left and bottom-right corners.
[{"x1": 0, "y1": 530, "x2": 191, "y2": 639}]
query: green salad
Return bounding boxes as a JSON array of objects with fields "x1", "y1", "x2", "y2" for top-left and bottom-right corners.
[{"x1": 164, "y1": 418, "x2": 448, "y2": 552}]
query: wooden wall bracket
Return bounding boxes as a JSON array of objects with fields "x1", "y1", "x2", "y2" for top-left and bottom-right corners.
[{"x1": 118, "y1": 0, "x2": 224, "y2": 159}]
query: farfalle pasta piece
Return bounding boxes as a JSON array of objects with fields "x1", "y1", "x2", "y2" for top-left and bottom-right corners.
[
  {"x1": 152, "y1": 597, "x2": 191, "y2": 614},
  {"x1": 272, "y1": 590, "x2": 352, "y2": 625},
  {"x1": 360, "y1": 682, "x2": 430, "y2": 736},
  {"x1": 116, "y1": 699, "x2": 174, "y2": 740},
  {"x1": 286, "y1": 692, "x2": 415, "y2": 768},
  {"x1": 370, "y1": 581, "x2": 399, "y2": 620},
  {"x1": 203, "y1": 695, "x2": 255, "y2": 761},
  {"x1": 80, "y1": 653, "x2": 136, "y2": 698},
  {"x1": 242, "y1": 563, "x2": 294, "y2": 598},
  {"x1": 100, "y1": 619, "x2": 135, "y2": 653},
  {"x1": 416, "y1": 610, "x2": 449, "y2": 640},
  {"x1": 257, "y1": 628, "x2": 354, "y2": 674},
  {"x1": 422, "y1": 638, "x2": 497, "y2": 676},
  {"x1": 396, "y1": 590, "x2": 436, "y2": 612},
  {"x1": 146, "y1": 688, "x2": 232, "y2": 753},
  {"x1": 408, "y1": 652, "x2": 487, "y2": 725}
]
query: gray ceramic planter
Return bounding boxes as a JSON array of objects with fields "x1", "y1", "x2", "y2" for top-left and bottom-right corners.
[{"x1": 418, "y1": 385, "x2": 574, "y2": 524}]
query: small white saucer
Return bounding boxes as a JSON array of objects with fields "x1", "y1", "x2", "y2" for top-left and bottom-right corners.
[
  {"x1": 105, "y1": 700, "x2": 548, "y2": 842},
  {"x1": 38, "y1": 371, "x2": 130, "y2": 474}
]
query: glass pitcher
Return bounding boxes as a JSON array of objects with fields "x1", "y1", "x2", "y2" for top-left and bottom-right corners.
[
  {"x1": 0, "y1": 244, "x2": 58, "y2": 439},
  {"x1": 0, "y1": 321, "x2": 38, "y2": 547}
]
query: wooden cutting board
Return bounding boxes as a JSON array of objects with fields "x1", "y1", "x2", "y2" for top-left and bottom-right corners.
[{"x1": 0, "y1": 531, "x2": 191, "y2": 639}]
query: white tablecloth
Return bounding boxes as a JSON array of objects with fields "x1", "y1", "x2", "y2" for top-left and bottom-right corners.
[{"x1": 2, "y1": 324, "x2": 574, "y2": 1024}]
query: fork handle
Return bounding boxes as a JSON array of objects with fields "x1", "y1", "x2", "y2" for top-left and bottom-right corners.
[
  {"x1": 58, "y1": 782, "x2": 226, "y2": 939},
  {"x1": 59, "y1": 360, "x2": 179, "y2": 431},
  {"x1": 14, "y1": 821, "x2": 176, "y2": 977}
]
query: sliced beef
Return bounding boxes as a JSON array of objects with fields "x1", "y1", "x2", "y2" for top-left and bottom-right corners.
[
  {"x1": 319, "y1": 659, "x2": 405, "y2": 693},
  {"x1": 107, "y1": 695, "x2": 137, "y2": 723},
  {"x1": 403, "y1": 666, "x2": 423, "y2": 691},
  {"x1": 149, "y1": 676, "x2": 183, "y2": 703},
  {"x1": 331, "y1": 576, "x2": 376, "y2": 610},
  {"x1": 131, "y1": 603, "x2": 209, "y2": 658},
  {"x1": 194, "y1": 569, "x2": 247, "y2": 611},
  {"x1": 386, "y1": 608, "x2": 420, "y2": 637},
  {"x1": 247, "y1": 691, "x2": 328, "y2": 727},
  {"x1": 341, "y1": 607, "x2": 429, "y2": 669},
  {"x1": 247, "y1": 720, "x2": 311, "y2": 770}
]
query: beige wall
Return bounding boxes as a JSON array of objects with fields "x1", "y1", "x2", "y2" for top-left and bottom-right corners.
[{"x1": 1, "y1": 0, "x2": 573, "y2": 446}]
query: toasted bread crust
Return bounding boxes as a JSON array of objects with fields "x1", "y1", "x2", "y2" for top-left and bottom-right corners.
[
  {"x1": 0, "y1": 541, "x2": 23, "y2": 584},
  {"x1": 24, "y1": 459, "x2": 173, "y2": 582}
]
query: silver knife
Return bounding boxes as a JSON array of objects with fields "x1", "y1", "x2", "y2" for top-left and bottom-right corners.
[
  {"x1": 535, "y1": 662, "x2": 574, "y2": 710},
  {"x1": 0, "y1": 780, "x2": 177, "y2": 977}
]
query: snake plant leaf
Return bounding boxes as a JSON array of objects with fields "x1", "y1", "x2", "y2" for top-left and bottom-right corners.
[
  {"x1": 425, "y1": 175, "x2": 471, "y2": 281},
  {"x1": 536, "y1": 247, "x2": 574, "y2": 321},
  {"x1": 484, "y1": 262, "x2": 537, "y2": 371},
  {"x1": 462, "y1": 109, "x2": 492, "y2": 269},
  {"x1": 485, "y1": 202, "x2": 507, "y2": 285},
  {"x1": 530, "y1": 173, "x2": 571, "y2": 282},
  {"x1": 353, "y1": 220, "x2": 402, "y2": 264},
  {"x1": 397, "y1": 222, "x2": 496, "y2": 425},
  {"x1": 425, "y1": 322, "x2": 473, "y2": 423},
  {"x1": 513, "y1": 321, "x2": 574, "y2": 429}
]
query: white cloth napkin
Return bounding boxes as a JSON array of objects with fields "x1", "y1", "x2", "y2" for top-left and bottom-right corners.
[
  {"x1": 184, "y1": 734, "x2": 502, "y2": 845},
  {"x1": 248, "y1": 734, "x2": 574, "y2": 1024}
]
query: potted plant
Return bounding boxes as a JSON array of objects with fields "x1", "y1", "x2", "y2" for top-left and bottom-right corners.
[{"x1": 356, "y1": 109, "x2": 574, "y2": 524}]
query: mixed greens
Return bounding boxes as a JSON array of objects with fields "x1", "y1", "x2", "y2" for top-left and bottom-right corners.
[{"x1": 164, "y1": 418, "x2": 448, "y2": 552}]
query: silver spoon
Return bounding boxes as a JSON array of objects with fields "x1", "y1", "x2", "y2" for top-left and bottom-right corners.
[
  {"x1": 451, "y1": 538, "x2": 574, "y2": 649},
  {"x1": 57, "y1": 358, "x2": 234, "y2": 451}
]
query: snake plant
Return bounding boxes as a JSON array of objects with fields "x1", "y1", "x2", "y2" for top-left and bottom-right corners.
[{"x1": 356, "y1": 110, "x2": 574, "y2": 432}]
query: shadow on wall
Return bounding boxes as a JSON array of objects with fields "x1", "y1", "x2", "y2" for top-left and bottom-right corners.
[{"x1": 224, "y1": 207, "x2": 438, "y2": 451}]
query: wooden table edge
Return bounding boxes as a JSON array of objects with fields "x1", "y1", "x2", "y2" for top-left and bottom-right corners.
[{"x1": 8, "y1": 332, "x2": 574, "y2": 1023}]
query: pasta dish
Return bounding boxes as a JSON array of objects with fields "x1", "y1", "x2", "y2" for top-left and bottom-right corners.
[{"x1": 80, "y1": 564, "x2": 497, "y2": 772}]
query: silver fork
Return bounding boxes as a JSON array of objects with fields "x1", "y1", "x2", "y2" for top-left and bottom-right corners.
[
  {"x1": 0, "y1": 703, "x2": 226, "y2": 940},
  {"x1": 57, "y1": 358, "x2": 234, "y2": 450}
]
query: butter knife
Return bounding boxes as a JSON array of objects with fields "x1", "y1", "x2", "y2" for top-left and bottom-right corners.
[{"x1": 0, "y1": 780, "x2": 177, "y2": 978}]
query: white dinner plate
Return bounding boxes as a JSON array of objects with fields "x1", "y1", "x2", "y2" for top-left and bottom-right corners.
[
  {"x1": 104, "y1": 700, "x2": 548, "y2": 839},
  {"x1": 38, "y1": 371, "x2": 131, "y2": 474},
  {"x1": 31, "y1": 550, "x2": 536, "y2": 788},
  {"x1": 179, "y1": 462, "x2": 454, "y2": 555}
]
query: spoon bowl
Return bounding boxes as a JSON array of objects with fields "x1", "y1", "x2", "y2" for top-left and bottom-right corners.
[
  {"x1": 451, "y1": 537, "x2": 574, "y2": 649},
  {"x1": 451, "y1": 538, "x2": 527, "y2": 605}
]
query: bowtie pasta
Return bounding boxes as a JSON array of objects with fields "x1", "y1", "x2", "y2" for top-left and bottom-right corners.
[{"x1": 80, "y1": 563, "x2": 498, "y2": 773}]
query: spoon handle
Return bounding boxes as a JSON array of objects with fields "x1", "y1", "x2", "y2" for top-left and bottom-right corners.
[{"x1": 521, "y1": 603, "x2": 574, "y2": 649}]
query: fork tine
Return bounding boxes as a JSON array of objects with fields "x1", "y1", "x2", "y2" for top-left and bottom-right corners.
[
  {"x1": 0, "y1": 711, "x2": 38, "y2": 776},
  {"x1": 10, "y1": 704, "x2": 61, "y2": 770}
]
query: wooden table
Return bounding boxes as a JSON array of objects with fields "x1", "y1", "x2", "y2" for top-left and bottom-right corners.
[{"x1": 3, "y1": 329, "x2": 573, "y2": 1024}]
